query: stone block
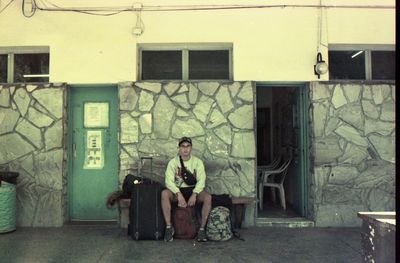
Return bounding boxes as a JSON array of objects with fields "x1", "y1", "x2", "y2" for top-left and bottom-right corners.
[
  {"x1": 237, "y1": 82, "x2": 253, "y2": 102},
  {"x1": 188, "y1": 83, "x2": 199, "y2": 104},
  {"x1": 0, "y1": 133, "x2": 35, "y2": 164},
  {"x1": 206, "y1": 133, "x2": 228, "y2": 157},
  {"x1": 342, "y1": 84, "x2": 361, "y2": 102},
  {"x1": 338, "y1": 104, "x2": 364, "y2": 130},
  {"x1": 27, "y1": 107, "x2": 53, "y2": 128},
  {"x1": 380, "y1": 102, "x2": 395, "y2": 121},
  {"x1": 119, "y1": 86, "x2": 138, "y2": 111},
  {"x1": 120, "y1": 113, "x2": 138, "y2": 143},
  {"x1": 332, "y1": 85, "x2": 347, "y2": 109},
  {"x1": 16, "y1": 118, "x2": 43, "y2": 149},
  {"x1": 171, "y1": 119, "x2": 205, "y2": 138},
  {"x1": 368, "y1": 135, "x2": 395, "y2": 163},
  {"x1": 198, "y1": 82, "x2": 219, "y2": 96},
  {"x1": 364, "y1": 118, "x2": 394, "y2": 136},
  {"x1": 312, "y1": 103, "x2": 328, "y2": 137},
  {"x1": 14, "y1": 88, "x2": 31, "y2": 116},
  {"x1": 216, "y1": 85, "x2": 234, "y2": 113},
  {"x1": 164, "y1": 82, "x2": 180, "y2": 96},
  {"x1": 139, "y1": 113, "x2": 152, "y2": 134},
  {"x1": 0, "y1": 108, "x2": 20, "y2": 135},
  {"x1": 315, "y1": 204, "x2": 365, "y2": 227},
  {"x1": 153, "y1": 95, "x2": 175, "y2": 139},
  {"x1": 171, "y1": 94, "x2": 190, "y2": 109},
  {"x1": 361, "y1": 100, "x2": 379, "y2": 119},
  {"x1": 138, "y1": 90, "x2": 154, "y2": 112},
  {"x1": 228, "y1": 105, "x2": 254, "y2": 129},
  {"x1": 334, "y1": 124, "x2": 368, "y2": 147},
  {"x1": 206, "y1": 108, "x2": 226, "y2": 129},
  {"x1": 231, "y1": 132, "x2": 255, "y2": 158},
  {"x1": 32, "y1": 88, "x2": 63, "y2": 119},
  {"x1": 44, "y1": 120, "x2": 63, "y2": 150},
  {"x1": 193, "y1": 95, "x2": 213, "y2": 123},
  {"x1": 34, "y1": 149, "x2": 63, "y2": 190},
  {"x1": 314, "y1": 137, "x2": 343, "y2": 164},
  {"x1": 0, "y1": 88, "x2": 10, "y2": 107},
  {"x1": 135, "y1": 82, "x2": 161, "y2": 93},
  {"x1": 214, "y1": 124, "x2": 232, "y2": 145}
]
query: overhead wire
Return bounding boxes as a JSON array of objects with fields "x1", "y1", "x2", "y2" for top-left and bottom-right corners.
[{"x1": 1, "y1": 0, "x2": 395, "y2": 17}]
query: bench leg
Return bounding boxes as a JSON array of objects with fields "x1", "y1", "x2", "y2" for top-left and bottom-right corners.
[{"x1": 233, "y1": 204, "x2": 245, "y2": 229}]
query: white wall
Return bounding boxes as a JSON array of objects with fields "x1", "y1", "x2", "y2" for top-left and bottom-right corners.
[{"x1": 0, "y1": 0, "x2": 395, "y2": 83}]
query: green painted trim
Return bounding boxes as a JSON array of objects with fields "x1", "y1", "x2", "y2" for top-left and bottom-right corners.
[
  {"x1": 255, "y1": 82, "x2": 310, "y2": 218},
  {"x1": 298, "y1": 84, "x2": 310, "y2": 217}
]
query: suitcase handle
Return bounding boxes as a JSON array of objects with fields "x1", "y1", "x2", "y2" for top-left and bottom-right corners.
[{"x1": 138, "y1": 156, "x2": 153, "y2": 179}]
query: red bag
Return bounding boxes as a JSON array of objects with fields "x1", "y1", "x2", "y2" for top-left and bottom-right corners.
[{"x1": 173, "y1": 207, "x2": 198, "y2": 239}]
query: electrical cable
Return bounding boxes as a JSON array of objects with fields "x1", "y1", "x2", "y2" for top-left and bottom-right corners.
[
  {"x1": 4, "y1": 1, "x2": 394, "y2": 18},
  {"x1": 21, "y1": 2, "x2": 396, "y2": 14},
  {"x1": 22, "y1": 0, "x2": 36, "y2": 17}
]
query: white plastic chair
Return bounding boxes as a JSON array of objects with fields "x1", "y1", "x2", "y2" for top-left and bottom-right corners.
[
  {"x1": 258, "y1": 157, "x2": 292, "y2": 210},
  {"x1": 257, "y1": 155, "x2": 282, "y2": 179}
]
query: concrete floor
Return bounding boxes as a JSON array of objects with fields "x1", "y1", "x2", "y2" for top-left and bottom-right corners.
[{"x1": 0, "y1": 225, "x2": 362, "y2": 263}]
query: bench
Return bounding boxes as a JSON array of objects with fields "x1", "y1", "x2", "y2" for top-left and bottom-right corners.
[{"x1": 118, "y1": 196, "x2": 256, "y2": 229}]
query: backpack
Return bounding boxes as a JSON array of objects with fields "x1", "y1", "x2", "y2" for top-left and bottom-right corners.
[
  {"x1": 206, "y1": 206, "x2": 233, "y2": 241},
  {"x1": 173, "y1": 207, "x2": 198, "y2": 239}
]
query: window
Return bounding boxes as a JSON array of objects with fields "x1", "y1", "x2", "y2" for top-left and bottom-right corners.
[
  {"x1": 138, "y1": 44, "x2": 232, "y2": 81},
  {"x1": 0, "y1": 55, "x2": 7, "y2": 83},
  {"x1": 142, "y1": 51, "x2": 182, "y2": 80},
  {"x1": 328, "y1": 45, "x2": 395, "y2": 80},
  {"x1": 0, "y1": 46, "x2": 49, "y2": 83}
]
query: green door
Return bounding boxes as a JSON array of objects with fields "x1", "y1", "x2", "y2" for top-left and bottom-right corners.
[
  {"x1": 68, "y1": 85, "x2": 118, "y2": 220},
  {"x1": 291, "y1": 86, "x2": 309, "y2": 217}
]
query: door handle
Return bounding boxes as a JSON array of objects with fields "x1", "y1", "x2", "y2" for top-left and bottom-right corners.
[{"x1": 73, "y1": 143, "x2": 77, "y2": 158}]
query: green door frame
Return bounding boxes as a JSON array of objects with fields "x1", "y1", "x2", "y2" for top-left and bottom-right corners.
[
  {"x1": 255, "y1": 82, "x2": 310, "y2": 217},
  {"x1": 67, "y1": 84, "x2": 119, "y2": 220}
]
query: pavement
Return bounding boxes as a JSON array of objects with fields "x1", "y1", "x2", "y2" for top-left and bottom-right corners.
[{"x1": 0, "y1": 225, "x2": 363, "y2": 263}]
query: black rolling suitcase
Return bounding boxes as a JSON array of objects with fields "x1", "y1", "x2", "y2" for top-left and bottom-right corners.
[{"x1": 129, "y1": 157, "x2": 165, "y2": 240}]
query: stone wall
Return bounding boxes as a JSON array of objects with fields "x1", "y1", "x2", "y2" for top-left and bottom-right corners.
[
  {"x1": 118, "y1": 81, "x2": 257, "y2": 224},
  {"x1": 0, "y1": 84, "x2": 67, "y2": 227},
  {"x1": 309, "y1": 82, "x2": 395, "y2": 226}
]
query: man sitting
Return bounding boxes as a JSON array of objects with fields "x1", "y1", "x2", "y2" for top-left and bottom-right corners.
[{"x1": 161, "y1": 137, "x2": 212, "y2": 242}]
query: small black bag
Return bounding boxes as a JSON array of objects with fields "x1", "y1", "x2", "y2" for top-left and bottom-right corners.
[
  {"x1": 179, "y1": 156, "x2": 197, "y2": 186},
  {"x1": 122, "y1": 174, "x2": 156, "y2": 198},
  {"x1": 211, "y1": 194, "x2": 232, "y2": 209}
]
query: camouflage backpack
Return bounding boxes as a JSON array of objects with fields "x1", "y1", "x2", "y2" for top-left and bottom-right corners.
[{"x1": 206, "y1": 206, "x2": 233, "y2": 241}]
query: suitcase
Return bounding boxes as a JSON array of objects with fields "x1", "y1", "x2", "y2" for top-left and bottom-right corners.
[{"x1": 128, "y1": 157, "x2": 165, "y2": 240}]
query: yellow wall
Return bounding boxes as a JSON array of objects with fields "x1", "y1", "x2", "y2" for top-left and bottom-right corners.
[{"x1": 0, "y1": 0, "x2": 395, "y2": 83}]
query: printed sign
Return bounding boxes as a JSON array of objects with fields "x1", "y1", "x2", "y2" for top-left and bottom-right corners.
[
  {"x1": 84, "y1": 102, "x2": 109, "y2": 128},
  {"x1": 83, "y1": 130, "x2": 104, "y2": 169}
]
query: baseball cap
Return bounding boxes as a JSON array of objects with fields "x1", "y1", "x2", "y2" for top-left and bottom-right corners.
[{"x1": 178, "y1": 137, "x2": 192, "y2": 146}]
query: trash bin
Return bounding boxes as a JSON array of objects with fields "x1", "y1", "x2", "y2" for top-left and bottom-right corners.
[{"x1": 0, "y1": 171, "x2": 19, "y2": 234}]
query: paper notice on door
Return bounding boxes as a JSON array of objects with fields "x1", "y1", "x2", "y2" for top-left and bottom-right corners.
[
  {"x1": 84, "y1": 102, "x2": 109, "y2": 128},
  {"x1": 83, "y1": 130, "x2": 104, "y2": 169}
]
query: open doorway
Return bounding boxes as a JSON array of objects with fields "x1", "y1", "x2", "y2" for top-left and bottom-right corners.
[{"x1": 256, "y1": 84, "x2": 309, "y2": 219}]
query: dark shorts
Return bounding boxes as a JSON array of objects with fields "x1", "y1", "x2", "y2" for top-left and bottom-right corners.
[{"x1": 179, "y1": 187, "x2": 195, "y2": 202}]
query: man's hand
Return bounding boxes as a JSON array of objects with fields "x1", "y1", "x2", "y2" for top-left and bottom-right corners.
[
  {"x1": 176, "y1": 192, "x2": 187, "y2": 208},
  {"x1": 187, "y1": 193, "x2": 197, "y2": 207}
]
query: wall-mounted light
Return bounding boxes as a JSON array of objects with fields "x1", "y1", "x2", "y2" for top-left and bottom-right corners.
[{"x1": 314, "y1": 52, "x2": 328, "y2": 79}]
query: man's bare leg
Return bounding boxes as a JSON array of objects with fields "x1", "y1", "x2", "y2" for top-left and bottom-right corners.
[
  {"x1": 161, "y1": 189, "x2": 174, "y2": 226},
  {"x1": 197, "y1": 191, "x2": 212, "y2": 228}
]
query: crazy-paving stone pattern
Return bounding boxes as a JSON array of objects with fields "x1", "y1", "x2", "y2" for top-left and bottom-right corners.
[
  {"x1": 309, "y1": 83, "x2": 395, "y2": 227},
  {"x1": 118, "y1": 81, "x2": 256, "y2": 199},
  {"x1": 0, "y1": 84, "x2": 66, "y2": 227}
]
